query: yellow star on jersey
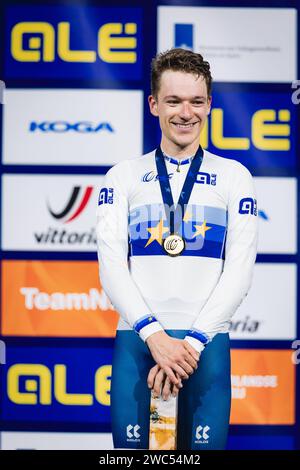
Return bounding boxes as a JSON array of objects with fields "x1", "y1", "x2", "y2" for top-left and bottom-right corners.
[
  {"x1": 183, "y1": 210, "x2": 192, "y2": 223},
  {"x1": 192, "y1": 220, "x2": 212, "y2": 239},
  {"x1": 145, "y1": 218, "x2": 169, "y2": 247}
]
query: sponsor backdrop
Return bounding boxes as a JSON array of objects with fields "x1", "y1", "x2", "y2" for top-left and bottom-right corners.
[{"x1": 0, "y1": 0, "x2": 299, "y2": 450}]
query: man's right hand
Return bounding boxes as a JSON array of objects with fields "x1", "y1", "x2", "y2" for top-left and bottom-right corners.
[
  {"x1": 146, "y1": 330, "x2": 199, "y2": 386},
  {"x1": 147, "y1": 364, "x2": 181, "y2": 400}
]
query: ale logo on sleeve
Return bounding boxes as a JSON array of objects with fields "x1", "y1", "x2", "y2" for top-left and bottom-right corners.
[
  {"x1": 230, "y1": 349, "x2": 295, "y2": 425},
  {"x1": 1, "y1": 260, "x2": 119, "y2": 337},
  {"x1": 239, "y1": 197, "x2": 257, "y2": 216}
]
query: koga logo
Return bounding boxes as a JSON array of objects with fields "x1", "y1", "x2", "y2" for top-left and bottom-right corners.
[
  {"x1": 20, "y1": 287, "x2": 113, "y2": 311},
  {"x1": 142, "y1": 171, "x2": 173, "y2": 182},
  {"x1": 7, "y1": 364, "x2": 111, "y2": 406},
  {"x1": 195, "y1": 425, "x2": 210, "y2": 444},
  {"x1": 11, "y1": 21, "x2": 138, "y2": 64},
  {"x1": 34, "y1": 186, "x2": 96, "y2": 246},
  {"x1": 126, "y1": 424, "x2": 140, "y2": 441},
  {"x1": 229, "y1": 316, "x2": 261, "y2": 334},
  {"x1": 200, "y1": 108, "x2": 291, "y2": 152},
  {"x1": 29, "y1": 122, "x2": 114, "y2": 133}
]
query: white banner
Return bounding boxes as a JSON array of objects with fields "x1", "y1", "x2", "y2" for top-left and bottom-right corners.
[
  {"x1": 2, "y1": 89, "x2": 143, "y2": 165},
  {"x1": 158, "y1": 7, "x2": 297, "y2": 83},
  {"x1": 0, "y1": 432, "x2": 113, "y2": 450},
  {"x1": 2, "y1": 174, "x2": 105, "y2": 251},
  {"x1": 255, "y1": 177, "x2": 297, "y2": 254},
  {"x1": 230, "y1": 263, "x2": 297, "y2": 340}
]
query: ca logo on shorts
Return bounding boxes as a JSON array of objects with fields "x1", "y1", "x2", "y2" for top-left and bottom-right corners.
[
  {"x1": 195, "y1": 425, "x2": 210, "y2": 444},
  {"x1": 126, "y1": 424, "x2": 140, "y2": 441}
]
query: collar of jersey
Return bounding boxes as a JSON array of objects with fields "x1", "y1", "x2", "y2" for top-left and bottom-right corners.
[{"x1": 163, "y1": 154, "x2": 194, "y2": 166}]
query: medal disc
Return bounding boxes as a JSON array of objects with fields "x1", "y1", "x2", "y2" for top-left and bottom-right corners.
[{"x1": 163, "y1": 234, "x2": 185, "y2": 257}]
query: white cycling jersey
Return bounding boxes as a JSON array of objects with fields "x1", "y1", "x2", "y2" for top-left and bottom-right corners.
[{"x1": 96, "y1": 148, "x2": 258, "y2": 353}]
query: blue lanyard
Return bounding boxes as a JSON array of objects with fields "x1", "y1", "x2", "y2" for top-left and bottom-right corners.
[{"x1": 155, "y1": 145, "x2": 204, "y2": 234}]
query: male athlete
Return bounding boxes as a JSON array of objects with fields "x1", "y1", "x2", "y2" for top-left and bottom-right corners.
[{"x1": 96, "y1": 48, "x2": 258, "y2": 450}]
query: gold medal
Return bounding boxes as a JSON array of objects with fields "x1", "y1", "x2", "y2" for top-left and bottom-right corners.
[{"x1": 163, "y1": 234, "x2": 185, "y2": 257}]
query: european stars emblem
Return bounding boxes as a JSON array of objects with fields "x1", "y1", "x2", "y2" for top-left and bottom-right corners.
[
  {"x1": 192, "y1": 220, "x2": 212, "y2": 239},
  {"x1": 145, "y1": 218, "x2": 169, "y2": 247}
]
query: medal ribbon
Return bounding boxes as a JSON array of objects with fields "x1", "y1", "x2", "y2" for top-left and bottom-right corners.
[{"x1": 155, "y1": 145, "x2": 204, "y2": 235}]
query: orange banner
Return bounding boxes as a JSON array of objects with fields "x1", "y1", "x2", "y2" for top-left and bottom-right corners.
[
  {"x1": 230, "y1": 349, "x2": 295, "y2": 425},
  {"x1": 1, "y1": 260, "x2": 119, "y2": 337}
]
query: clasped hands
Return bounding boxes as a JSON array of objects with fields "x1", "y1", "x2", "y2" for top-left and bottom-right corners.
[{"x1": 146, "y1": 331, "x2": 199, "y2": 401}]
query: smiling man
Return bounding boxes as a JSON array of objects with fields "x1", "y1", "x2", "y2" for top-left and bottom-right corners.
[
  {"x1": 96, "y1": 48, "x2": 258, "y2": 450},
  {"x1": 149, "y1": 68, "x2": 211, "y2": 157}
]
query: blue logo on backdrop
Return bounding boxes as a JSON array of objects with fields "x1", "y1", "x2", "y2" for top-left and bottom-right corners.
[
  {"x1": 5, "y1": 6, "x2": 142, "y2": 79},
  {"x1": 0, "y1": 344, "x2": 113, "y2": 428},
  {"x1": 29, "y1": 122, "x2": 114, "y2": 133},
  {"x1": 174, "y1": 24, "x2": 194, "y2": 50},
  {"x1": 258, "y1": 210, "x2": 268, "y2": 220}
]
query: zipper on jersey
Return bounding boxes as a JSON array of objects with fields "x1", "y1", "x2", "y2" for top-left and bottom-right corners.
[{"x1": 176, "y1": 161, "x2": 181, "y2": 172}]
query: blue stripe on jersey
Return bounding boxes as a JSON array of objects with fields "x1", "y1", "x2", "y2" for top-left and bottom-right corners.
[
  {"x1": 133, "y1": 315, "x2": 158, "y2": 333},
  {"x1": 129, "y1": 204, "x2": 227, "y2": 259},
  {"x1": 128, "y1": 204, "x2": 227, "y2": 259},
  {"x1": 129, "y1": 236, "x2": 226, "y2": 259},
  {"x1": 186, "y1": 329, "x2": 210, "y2": 345}
]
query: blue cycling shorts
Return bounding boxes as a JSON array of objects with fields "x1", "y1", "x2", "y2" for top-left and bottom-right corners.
[{"x1": 110, "y1": 330, "x2": 231, "y2": 450}]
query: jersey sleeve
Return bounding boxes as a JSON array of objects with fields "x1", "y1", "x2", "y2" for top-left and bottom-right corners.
[
  {"x1": 184, "y1": 162, "x2": 258, "y2": 353},
  {"x1": 96, "y1": 161, "x2": 164, "y2": 342}
]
